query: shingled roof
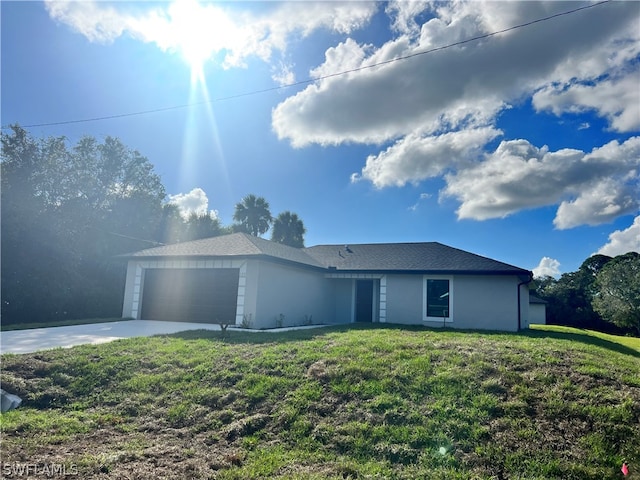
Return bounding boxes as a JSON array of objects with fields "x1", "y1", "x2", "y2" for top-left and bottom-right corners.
[
  {"x1": 124, "y1": 233, "x2": 530, "y2": 275},
  {"x1": 305, "y1": 242, "x2": 530, "y2": 275},
  {"x1": 124, "y1": 233, "x2": 324, "y2": 268}
]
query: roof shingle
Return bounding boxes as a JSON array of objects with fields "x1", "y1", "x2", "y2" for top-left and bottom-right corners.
[
  {"x1": 304, "y1": 242, "x2": 529, "y2": 274},
  {"x1": 123, "y1": 233, "x2": 530, "y2": 275},
  {"x1": 124, "y1": 233, "x2": 324, "y2": 268}
]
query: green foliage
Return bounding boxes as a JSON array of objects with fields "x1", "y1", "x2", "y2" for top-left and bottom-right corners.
[
  {"x1": 1, "y1": 125, "x2": 166, "y2": 323},
  {"x1": 271, "y1": 211, "x2": 306, "y2": 248},
  {"x1": 593, "y1": 252, "x2": 640, "y2": 334},
  {"x1": 232, "y1": 194, "x2": 272, "y2": 237},
  {"x1": 241, "y1": 313, "x2": 253, "y2": 329},
  {"x1": 533, "y1": 253, "x2": 638, "y2": 334}
]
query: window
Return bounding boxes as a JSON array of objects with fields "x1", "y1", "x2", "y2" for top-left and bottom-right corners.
[{"x1": 423, "y1": 277, "x2": 452, "y2": 322}]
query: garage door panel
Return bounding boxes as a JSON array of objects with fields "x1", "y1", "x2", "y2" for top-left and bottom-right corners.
[{"x1": 141, "y1": 268, "x2": 239, "y2": 323}]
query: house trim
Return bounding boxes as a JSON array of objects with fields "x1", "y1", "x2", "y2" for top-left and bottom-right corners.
[
  {"x1": 126, "y1": 259, "x2": 247, "y2": 323},
  {"x1": 422, "y1": 275, "x2": 454, "y2": 324}
]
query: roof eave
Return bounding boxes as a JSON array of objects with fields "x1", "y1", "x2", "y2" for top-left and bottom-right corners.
[
  {"x1": 325, "y1": 268, "x2": 532, "y2": 276},
  {"x1": 120, "y1": 253, "x2": 326, "y2": 271}
]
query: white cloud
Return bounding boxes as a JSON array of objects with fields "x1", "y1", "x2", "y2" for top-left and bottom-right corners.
[
  {"x1": 408, "y1": 193, "x2": 432, "y2": 212},
  {"x1": 270, "y1": 1, "x2": 639, "y2": 229},
  {"x1": 442, "y1": 137, "x2": 640, "y2": 226},
  {"x1": 44, "y1": 0, "x2": 378, "y2": 69},
  {"x1": 168, "y1": 188, "x2": 218, "y2": 219},
  {"x1": 352, "y1": 127, "x2": 501, "y2": 188},
  {"x1": 45, "y1": 1, "x2": 129, "y2": 43},
  {"x1": 533, "y1": 257, "x2": 561, "y2": 279},
  {"x1": 385, "y1": 0, "x2": 430, "y2": 36},
  {"x1": 272, "y1": 62, "x2": 295, "y2": 87},
  {"x1": 553, "y1": 179, "x2": 639, "y2": 230},
  {"x1": 533, "y1": 72, "x2": 640, "y2": 133},
  {"x1": 597, "y1": 216, "x2": 640, "y2": 257},
  {"x1": 273, "y1": 1, "x2": 638, "y2": 147}
]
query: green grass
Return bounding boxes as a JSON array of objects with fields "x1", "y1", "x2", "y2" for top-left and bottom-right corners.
[
  {"x1": 530, "y1": 324, "x2": 640, "y2": 353},
  {"x1": 0, "y1": 317, "x2": 130, "y2": 331},
  {"x1": 1, "y1": 324, "x2": 639, "y2": 479}
]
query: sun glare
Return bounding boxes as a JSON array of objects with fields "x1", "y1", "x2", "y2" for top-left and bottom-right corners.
[
  {"x1": 169, "y1": 0, "x2": 239, "y2": 77},
  {"x1": 170, "y1": 0, "x2": 212, "y2": 73},
  {"x1": 168, "y1": 1, "x2": 232, "y2": 208}
]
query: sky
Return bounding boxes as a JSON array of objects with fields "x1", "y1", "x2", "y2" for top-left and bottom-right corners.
[{"x1": 2, "y1": 0, "x2": 639, "y2": 277}]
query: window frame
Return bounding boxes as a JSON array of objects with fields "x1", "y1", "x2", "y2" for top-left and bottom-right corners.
[{"x1": 423, "y1": 275, "x2": 453, "y2": 323}]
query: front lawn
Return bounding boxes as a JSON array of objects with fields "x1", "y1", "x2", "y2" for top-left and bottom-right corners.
[{"x1": 1, "y1": 325, "x2": 638, "y2": 479}]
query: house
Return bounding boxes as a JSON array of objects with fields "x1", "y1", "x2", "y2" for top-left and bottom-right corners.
[
  {"x1": 121, "y1": 232, "x2": 534, "y2": 332},
  {"x1": 527, "y1": 295, "x2": 547, "y2": 326}
]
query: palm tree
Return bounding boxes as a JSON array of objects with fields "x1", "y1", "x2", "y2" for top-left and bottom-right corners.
[
  {"x1": 232, "y1": 194, "x2": 272, "y2": 237},
  {"x1": 271, "y1": 211, "x2": 306, "y2": 248}
]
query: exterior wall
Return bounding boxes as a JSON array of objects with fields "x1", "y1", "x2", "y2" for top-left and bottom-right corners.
[
  {"x1": 122, "y1": 257, "x2": 528, "y2": 332},
  {"x1": 528, "y1": 303, "x2": 546, "y2": 325},
  {"x1": 331, "y1": 279, "x2": 354, "y2": 324},
  {"x1": 385, "y1": 275, "x2": 424, "y2": 325},
  {"x1": 383, "y1": 273, "x2": 523, "y2": 331},
  {"x1": 325, "y1": 274, "x2": 385, "y2": 324},
  {"x1": 518, "y1": 283, "x2": 531, "y2": 330},
  {"x1": 250, "y1": 260, "x2": 332, "y2": 329},
  {"x1": 122, "y1": 261, "x2": 141, "y2": 318},
  {"x1": 455, "y1": 275, "x2": 522, "y2": 332}
]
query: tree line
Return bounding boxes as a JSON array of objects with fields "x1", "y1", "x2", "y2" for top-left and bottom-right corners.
[
  {"x1": 1, "y1": 126, "x2": 305, "y2": 325},
  {"x1": 533, "y1": 252, "x2": 640, "y2": 336}
]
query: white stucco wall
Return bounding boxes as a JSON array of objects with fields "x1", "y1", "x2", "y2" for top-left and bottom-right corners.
[
  {"x1": 528, "y1": 303, "x2": 546, "y2": 325},
  {"x1": 383, "y1": 274, "x2": 525, "y2": 331},
  {"x1": 122, "y1": 257, "x2": 529, "y2": 332},
  {"x1": 385, "y1": 275, "x2": 424, "y2": 325},
  {"x1": 250, "y1": 260, "x2": 332, "y2": 329},
  {"x1": 454, "y1": 275, "x2": 524, "y2": 332},
  {"x1": 331, "y1": 279, "x2": 354, "y2": 324}
]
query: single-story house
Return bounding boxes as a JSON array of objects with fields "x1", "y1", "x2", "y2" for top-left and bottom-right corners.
[
  {"x1": 121, "y1": 232, "x2": 534, "y2": 332},
  {"x1": 528, "y1": 295, "x2": 547, "y2": 325}
]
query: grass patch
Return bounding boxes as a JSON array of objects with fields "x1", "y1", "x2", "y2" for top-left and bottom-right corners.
[
  {"x1": 530, "y1": 324, "x2": 640, "y2": 354},
  {"x1": 1, "y1": 324, "x2": 639, "y2": 479}
]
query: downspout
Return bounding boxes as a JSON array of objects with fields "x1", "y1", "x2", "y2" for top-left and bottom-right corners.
[{"x1": 517, "y1": 272, "x2": 533, "y2": 331}]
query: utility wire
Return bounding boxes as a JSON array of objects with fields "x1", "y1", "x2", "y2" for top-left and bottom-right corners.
[
  {"x1": 3, "y1": 0, "x2": 611, "y2": 130},
  {"x1": 87, "y1": 225, "x2": 165, "y2": 246}
]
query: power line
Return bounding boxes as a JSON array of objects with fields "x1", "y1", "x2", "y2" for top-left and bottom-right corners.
[{"x1": 3, "y1": 0, "x2": 611, "y2": 130}]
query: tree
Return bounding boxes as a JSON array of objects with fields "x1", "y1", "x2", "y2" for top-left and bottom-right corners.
[
  {"x1": 157, "y1": 203, "x2": 186, "y2": 244},
  {"x1": 271, "y1": 211, "x2": 306, "y2": 248},
  {"x1": 232, "y1": 194, "x2": 272, "y2": 237},
  {"x1": 592, "y1": 252, "x2": 640, "y2": 335},
  {"x1": 534, "y1": 254, "x2": 616, "y2": 333},
  {"x1": 1, "y1": 125, "x2": 166, "y2": 323},
  {"x1": 183, "y1": 212, "x2": 228, "y2": 242}
]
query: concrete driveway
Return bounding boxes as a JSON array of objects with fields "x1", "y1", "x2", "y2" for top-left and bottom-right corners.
[
  {"x1": 0, "y1": 320, "x2": 223, "y2": 355},
  {"x1": 0, "y1": 320, "x2": 328, "y2": 354}
]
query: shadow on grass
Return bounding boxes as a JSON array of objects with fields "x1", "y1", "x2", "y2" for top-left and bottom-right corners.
[
  {"x1": 166, "y1": 322, "x2": 640, "y2": 358},
  {"x1": 521, "y1": 328, "x2": 640, "y2": 359},
  {"x1": 165, "y1": 323, "x2": 370, "y2": 344}
]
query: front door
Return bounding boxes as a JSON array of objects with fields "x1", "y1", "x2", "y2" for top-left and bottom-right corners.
[{"x1": 355, "y1": 279, "x2": 374, "y2": 323}]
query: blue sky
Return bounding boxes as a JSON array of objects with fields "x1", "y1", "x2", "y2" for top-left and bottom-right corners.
[{"x1": 2, "y1": 0, "x2": 639, "y2": 276}]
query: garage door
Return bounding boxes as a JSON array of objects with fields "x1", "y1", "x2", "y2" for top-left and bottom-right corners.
[{"x1": 140, "y1": 268, "x2": 239, "y2": 323}]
